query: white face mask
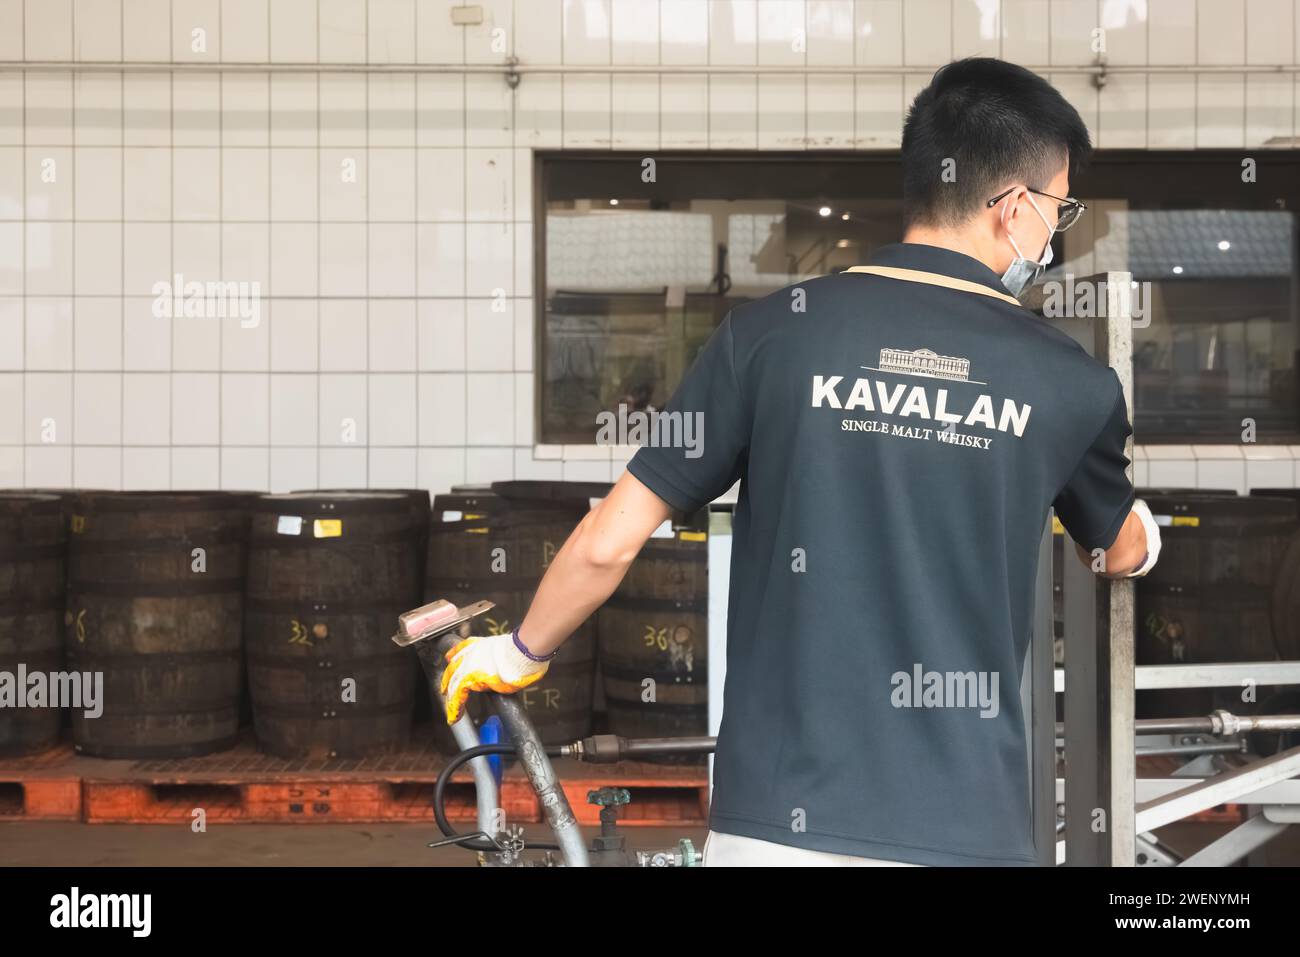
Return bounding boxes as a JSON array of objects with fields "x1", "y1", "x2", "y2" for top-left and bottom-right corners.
[{"x1": 999, "y1": 192, "x2": 1056, "y2": 297}]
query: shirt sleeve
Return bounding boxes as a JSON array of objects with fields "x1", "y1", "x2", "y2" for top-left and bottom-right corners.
[
  {"x1": 625, "y1": 311, "x2": 749, "y2": 513},
  {"x1": 1052, "y1": 372, "x2": 1136, "y2": 551}
]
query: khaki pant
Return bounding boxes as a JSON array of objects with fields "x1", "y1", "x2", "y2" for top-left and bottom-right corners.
[{"x1": 702, "y1": 830, "x2": 923, "y2": 867}]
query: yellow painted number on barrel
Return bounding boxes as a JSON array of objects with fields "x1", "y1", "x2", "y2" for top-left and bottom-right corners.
[
  {"x1": 484, "y1": 617, "x2": 511, "y2": 636},
  {"x1": 644, "y1": 625, "x2": 669, "y2": 651},
  {"x1": 289, "y1": 618, "x2": 312, "y2": 646},
  {"x1": 74, "y1": 609, "x2": 86, "y2": 644},
  {"x1": 70, "y1": 515, "x2": 86, "y2": 534}
]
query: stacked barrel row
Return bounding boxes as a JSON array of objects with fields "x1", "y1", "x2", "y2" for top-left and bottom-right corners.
[{"x1": 0, "y1": 481, "x2": 714, "y2": 761}]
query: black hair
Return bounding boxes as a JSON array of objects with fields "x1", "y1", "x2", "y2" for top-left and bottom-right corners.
[{"x1": 901, "y1": 58, "x2": 1092, "y2": 228}]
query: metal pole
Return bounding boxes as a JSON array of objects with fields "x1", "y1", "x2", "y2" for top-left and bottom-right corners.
[{"x1": 1029, "y1": 517, "x2": 1057, "y2": 865}]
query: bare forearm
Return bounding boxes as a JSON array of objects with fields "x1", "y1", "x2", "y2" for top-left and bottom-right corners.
[
  {"x1": 517, "y1": 472, "x2": 672, "y2": 657},
  {"x1": 1073, "y1": 509, "x2": 1147, "y2": 578}
]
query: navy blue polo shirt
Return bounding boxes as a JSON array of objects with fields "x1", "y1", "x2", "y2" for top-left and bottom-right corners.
[{"x1": 626, "y1": 243, "x2": 1134, "y2": 866}]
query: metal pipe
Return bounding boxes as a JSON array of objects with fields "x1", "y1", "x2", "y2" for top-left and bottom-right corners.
[
  {"x1": 490, "y1": 694, "x2": 590, "y2": 868},
  {"x1": 1134, "y1": 742, "x2": 1244, "y2": 758},
  {"x1": 621, "y1": 736, "x2": 716, "y2": 757},
  {"x1": 1055, "y1": 714, "x2": 1300, "y2": 737},
  {"x1": 5, "y1": 60, "x2": 1300, "y2": 76}
]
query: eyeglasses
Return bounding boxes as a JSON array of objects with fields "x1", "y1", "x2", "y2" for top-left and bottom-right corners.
[{"x1": 986, "y1": 187, "x2": 1088, "y2": 232}]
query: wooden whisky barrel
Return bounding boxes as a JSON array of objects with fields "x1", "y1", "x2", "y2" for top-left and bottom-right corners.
[
  {"x1": 0, "y1": 494, "x2": 67, "y2": 756},
  {"x1": 245, "y1": 493, "x2": 422, "y2": 759},
  {"x1": 65, "y1": 491, "x2": 250, "y2": 758}
]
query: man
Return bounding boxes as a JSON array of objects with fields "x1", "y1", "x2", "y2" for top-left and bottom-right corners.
[{"x1": 441, "y1": 59, "x2": 1163, "y2": 866}]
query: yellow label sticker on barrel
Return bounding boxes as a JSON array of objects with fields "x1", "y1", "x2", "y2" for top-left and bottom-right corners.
[
  {"x1": 678, "y1": 530, "x2": 707, "y2": 542},
  {"x1": 313, "y1": 519, "x2": 343, "y2": 538},
  {"x1": 1172, "y1": 516, "x2": 1199, "y2": 527}
]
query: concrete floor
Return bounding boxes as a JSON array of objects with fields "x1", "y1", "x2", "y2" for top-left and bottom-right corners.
[
  {"x1": 2, "y1": 819, "x2": 1295, "y2": 866},
  {"x1": 0, "y1": 821, "x2": 710, "y2": 866}
]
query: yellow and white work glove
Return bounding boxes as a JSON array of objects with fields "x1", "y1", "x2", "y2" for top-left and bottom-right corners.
[
  {"x1": 440, "y1": 629, "x2": 553, "y2": 725},
  {"x1": 1122, "y1": 498, "x2": 1162, "y2": 578}
]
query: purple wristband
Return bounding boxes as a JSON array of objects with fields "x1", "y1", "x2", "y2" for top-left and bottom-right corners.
[{"x1": 512, "y1": 627, "x2": 556, "y2": 662}]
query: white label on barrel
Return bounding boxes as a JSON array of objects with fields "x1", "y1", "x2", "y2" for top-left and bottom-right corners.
[
  {"x1": 1152, "y1": 514, "x2": 1173, "y2": 527},
  {"x1": 650, "y1": 519, "x2": 674, "y2": 539},
  {"x1": 442, "y1": 510, "x2": 463, "y2": 522},
  {"x1": 277, "y1": 515, "x2": 303, "y2": 535}
]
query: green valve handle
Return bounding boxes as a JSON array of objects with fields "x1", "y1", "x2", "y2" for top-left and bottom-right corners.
[{"x1": 587, "y1": 787, "x2": 631, "y2": 807}]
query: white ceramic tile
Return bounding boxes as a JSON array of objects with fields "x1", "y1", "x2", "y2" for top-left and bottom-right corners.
[
  {"x1": 369, "y1": 447, "x2": 417, "y2": 487},
  {"x1": 269, "y1": 447, "x2": 317, "y2": 492},
  {"x1": 465, "y1": 299, "x2": 513, "y2": 371},
  {"x1": 902, "y1": 0, "x2": 950, "y2": 65},
  {"x1": 25, "y1": 74, "x2": 74, "y2": 146},
  {"x1": 0, "y1": 75, "x2": 20, "y2": 148},
  {"x1": 1199, "y1": 0, "x2": 1246, "y2": 64},
  {"x1": 73, "y1": 297, "x2": 121, "y2": 371},
  {"x1": 1148, "y1": 0, "x2": 1196, "y2": 64},
  {"x1": 0, "y1": 1, "x2": 19, "y2": 61},
  {"x1": 222, "y1": 74, "x2": 270, "y2": 148},
  {"x1": 757, "y1": 0, "x2": 805, "y2": 66},
  {"x1": 24, "y1": 446, "x2": 73, "y2": 485},
  {"x1": 317, "y1": 373, "x2": 367, "y2": 445},
  {"x1": 369, "y1": 0, "x2": 417, "y2": 63},
  {"x1": 26, "y1": 0, "x2": 73, "y2": 61},
  {"x1": 807, "y1": 74, "x2": 854, "y2": 147},
  {"x1": 1196, "y1": 73, "x2": 1247, "y2": 147},
  {"x1": 1246, "y1": 73, "x2": 1294, "y2": 145},
  {"x1": 171, "y1": 447, "x2": 219, "y2": 486},
  {"x1": 611, "y1": 75, "x2": 660, "y2": 149},
  {"x1": 173, "y1": 74, "x2": 221, "y2": 147},
  {"x1": 0, "y1": 372, "x2": 18, "y2": 441},
  {"x1": 562, "y1": 458, "x2": 612, "y2": 482},
  {"x1": 173, "y1": 147, "x2": 220, "y2": 221},
  {"x1": 270, "y1": 0, "x2": 318, "y2": 63},
  {"x1": 368, "y1": 374, "x2": 417, "y2": 445},
  {"x1": 952, "y1": 0, "x2": 1000, "y2": 58},
  {"x1": 221, "y1": 149, "x2": 269, "y2": 221},
  {"x1": 419, "y1": 299, "x2": 466, "y2": 371},
  {"x1": 0, "y1": 148, "x2": 18, "y2": 220},
  {"x1": 368, "y1": 223, "x2": 417, "y2": 296},
  {"x1": 418, "y1": 447, "x2": 466, "y2": 494},
  {"x1": 368, "y1": 74, "x2": 417, "y2": 147},
  {"x1": 368, "y1": 148, "x2": 416, "y2": 222},
  {"x1": 221, "y1": 306, "x2": 269, "y2": 372},
  {"x1": 564, "y1": 0, "x2": 612, "y2": 64},
  {"x1": 171, "y1": 372, "x2": 219, "y2": 444},
  {"x1": 172, "y1": 0, "x2": 221, "y2": 62},
  {"x1": 74, "y1": 0, "x2": 121, "y2": 60},
  {"x1": 464, "y1": 0, "x2": 512, "y2": 65},
  {"x1": 465, "y1": 147, "x2": 512, "y2": 221},
  {"x1": 270, "y1": 374, "x2": 318, "y2": 446},
  {"x1": 270, "y1": 149, "x2": 318, "y2": 220},
  {"x1": 122, "y1": 223, "x2": 171, "y2": 296},
  {"x1": 856, "y1": 0, "x2": 903, "y2": 65},
  {"x1": 270, "y1": 75, "x2": 318, "y2": 147},
  {"x1": 419, "y1": 372, "x2": 466, "y2": 445},
  {"x1": 661, "y1": 75, "x2": 709, "y2": 147},
  {"x1": 466, "y1": 372, "x2": 514, "y2": 445},
  {"x1": 26, "y1": 222, "x2": 74, "y2": 295},
  {"x1": 709, "y1": 0, "x2": 757, "y2": 65},
  {"x1": 74, "y1": 75, "x2": 123, "y2": 147},
  {"x1": 562, "y1": 74, "x2": 612, "y2": 147},
  {"x1": 270, "y1": 223, "x2": 318, "y2": 297},
  {"x1": 1247, "y1": 458, "x2": 1295, "y2": 489},
  {"x1": 464, "y1": 446, "x2": 514, "y2": 483},
  {"x1": 1001, "y1": 0, "x2": 1049, "y2": 64},
  {"x1": 517, "y1": 0, "x2": 563, "y2": 63},
  {"x1": 121, "y1": 446, "x2": 169, "y2": 487},
  {"x1": 220, "y1": 222, "x2": 270, "y2": 289},
  {"x1": 661, "y1": 0, "x2": 709, "y2": 65},
  {"x1": 319, "y1": 0, "x2": 367, "y2": 63},
  {"x1": 514, "y1": 448, "x2": 564, "y2": 480},
  {"x1": 368, "y1": 299, "x2": 418, "y2": 371},
  {"x1": 221, "y1": 447, "x2": 269, "y2": 489},
  {"x1": 1147, "y1": 75, "x2": 1196, "y2": 147},
  {"x1": 72, "y1": 371, "x2": 120, "y2": 444},
  {"x1": 73, "y1": 447, "x2": 121, "y2": 487},
  {"x1": 0, "y1": 223, "x2": 17, "y2": 294},
  {"x1": 855, "y1": 74, "x2": 903, "y2": 147},
  {"x1": 318, "y1": 299, "x2": 368, "y2": 371},
  {"x1": 222, "y1": 0, "x2": 269, "y2": 63},
  {"x1": 709, "y1": 75, "x2": 758, "y2": 148},
  {"x1": 514, "y1": 74, "x2": 563, "y2": 148},
  {"x1": 25, "y1": 298, "x2": 73, "y2": 369},
  {"x1": 1146, "y1": 457, "x2": 1197, "y2": 487},
  {"x1": 514, "y1": 371, "x2": 534, "y2": 445},
  {"x1": 757, "y1": 75, "x2": 803, "y2": 149},
  {"x1": 513, "y1": 221, "x2": 532, "y2": 294},
  {"x1": 0, "y1": 299, "x2": 18, "y2": 370},
  {"x1": 74, "y1": 221, "x2": 122, "y2": 295},
  {"x1": 1099, "y1": 74, "x2": 1148, "y2": 148},
  {"x1": 269, "y1": 300, "x2": 318, "y2": 372},
  {"x1": 1197, "y1": 458, "x2": 1247, "y2": 492},
  {"x1": 124, "y1": 148, "x2": 171, "y2": 220},
  {"x1": 464, "y1": 222, "x2": 513, "y2": 298},
  {"x1": 466, "y1": 74, "x2": 513, "y2": 147},
  {"x1": 611, "y1": 0, "x2": 657, "y2": 64},
  {"x1": 319, "y1": 74, "x2": 368, "y2": 147},
  {"x1": 122, "y1": 297, "x2": 171, "y2": 369},
  {"x1": 122, "y1": 0, "x2": 170, "y2": 61},
  {"x1": 122, "y1": 74, "x2": 170, "y2": 147},
  {"x1": 25, "y1": 147, "x2": 73, "y2": 221},
  {"x1": 1049, "y1": 0, "x2": 1097, "y2": 66},
  {"x1": 418, "y1": 223, "x2": 466, "y2": 297},
  {"x1": 319, "y1": 223, "x2": 368, "y2": 296},
  {"x1": 318, "y1": 447, "x2": 366, "y2": 486},
  {"x1": 417, "y1": 0, "x2": 464, "y2": 63},
  {"x1": 1053, "y1": 74, "x2": 1100, "y2": 148}
]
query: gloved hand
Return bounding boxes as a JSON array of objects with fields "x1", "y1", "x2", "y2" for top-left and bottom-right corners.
[
  {"x1": 1122, "y1": 498, "x2": 1162, "y2": 578},
  {"x1": 440, "y1": 631, "x2": 552, "y2": 725}
]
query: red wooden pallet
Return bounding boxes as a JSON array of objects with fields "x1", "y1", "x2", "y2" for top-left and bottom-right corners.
[{"x1": 0, "y1": 743, "x2": 83, "y2": 821}]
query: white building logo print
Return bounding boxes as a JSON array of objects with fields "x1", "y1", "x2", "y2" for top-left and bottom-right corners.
[{"x1": 811, "y1": 346, "x2": 1032, "y2": 451}]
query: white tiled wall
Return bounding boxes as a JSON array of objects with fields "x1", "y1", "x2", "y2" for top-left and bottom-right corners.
[{"x1": 1, "y1": 0, "x2": 1298, "y2": 493}]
